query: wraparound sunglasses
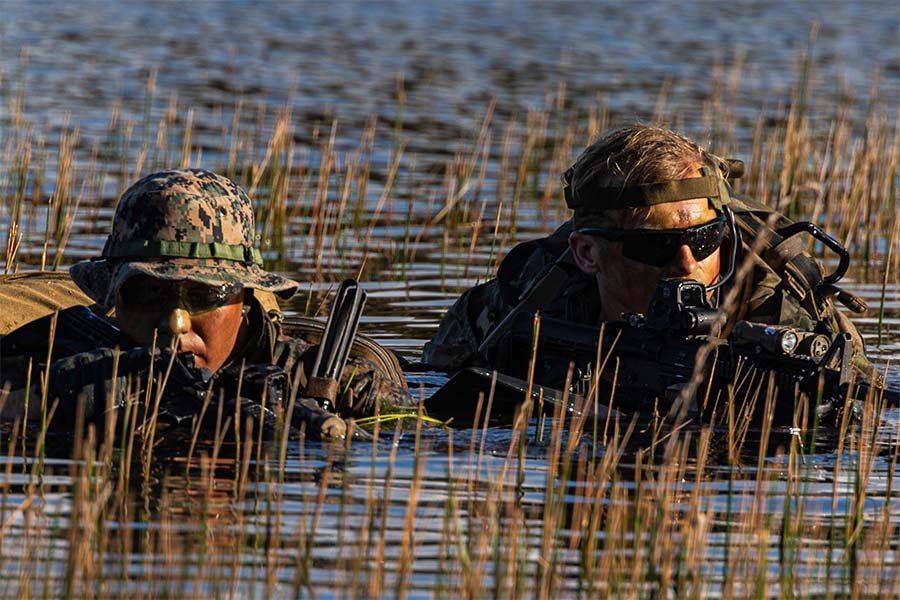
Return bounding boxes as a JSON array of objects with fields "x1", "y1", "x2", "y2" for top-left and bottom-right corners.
[
  {"x1": 579, "y1": 215, "x2": 726, "y2": 267},
  {"x1": 118, "y1": 279, "x2": 244, "y2": 315}
]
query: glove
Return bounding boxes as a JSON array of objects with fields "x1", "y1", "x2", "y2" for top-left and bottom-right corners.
[
  {"x1": 292, "y1": 397, "x2": 347, "y2": 441},
  {"x1": 50, "y1": 347, "x2": 214, "y2": 427},
  {"x1": 49, "y1": 346, "x2": 155, "y2": 424}
]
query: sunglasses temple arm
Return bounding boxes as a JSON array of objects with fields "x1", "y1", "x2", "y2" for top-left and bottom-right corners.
[{"x1": 707, "y1": 205, "x2": 739, "y2": 292}]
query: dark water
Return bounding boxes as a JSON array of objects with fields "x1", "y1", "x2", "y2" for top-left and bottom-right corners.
[{"x1": 1, "y1": 1, "x2": 898, "y2": 596}]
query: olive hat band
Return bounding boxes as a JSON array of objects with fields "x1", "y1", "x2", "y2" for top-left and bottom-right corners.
[
  {"x1": 564, "y1": 172, "x2": 729, "y2": 210},
  {"x1": 101, "y1": 238, "x2": 263, "y2": 265}
]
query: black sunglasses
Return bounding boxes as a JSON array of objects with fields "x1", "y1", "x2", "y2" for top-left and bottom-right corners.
[{"x1": 579, "y1": 215, "x2": 726, "y2": 267}]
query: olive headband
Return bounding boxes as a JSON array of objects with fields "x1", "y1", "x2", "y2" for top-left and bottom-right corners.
[{"x1": 564, "y1": 162, "x2": 741, "y2": 229}]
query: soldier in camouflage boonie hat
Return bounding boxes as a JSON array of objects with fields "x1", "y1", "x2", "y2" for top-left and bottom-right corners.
[{"x1": 70, "y1": 168, "x2": 299, "y2": 309}]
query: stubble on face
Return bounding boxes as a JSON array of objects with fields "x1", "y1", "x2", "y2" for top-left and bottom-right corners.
[{"x1": 593, "y1": 197, "x2": 722, "y2": 321}]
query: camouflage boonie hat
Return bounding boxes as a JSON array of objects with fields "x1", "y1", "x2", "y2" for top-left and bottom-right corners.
[{"x1": 70, "y1": 168, "x2": 299, "y2": 309}]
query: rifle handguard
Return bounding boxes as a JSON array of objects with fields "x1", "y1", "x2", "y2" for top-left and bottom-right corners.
[{"x1": 308, "y1": 279, "x2": 368, "y2": 413}]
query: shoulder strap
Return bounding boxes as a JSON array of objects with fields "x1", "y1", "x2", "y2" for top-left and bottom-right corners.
[
  {"x1": 252, "y1": 288, "x2": 282, "y2": 316},
  {"x1": 496, "y1": 221, "x2": 573, "y2": 305},
  {"x1": 730, "y1": 195, "x2": 865, "y2": 315},
  {"x1": 478, "y1": 248, "x2": 581, "y2": 358}
]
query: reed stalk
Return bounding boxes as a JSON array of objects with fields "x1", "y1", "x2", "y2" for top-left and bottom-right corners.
[{"x1": 0, "y1": 49, "x2": 897, "y2": 598}]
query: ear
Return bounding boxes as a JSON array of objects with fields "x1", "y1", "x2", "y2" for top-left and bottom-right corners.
[{"x1": 569, "y1": 231, "x2": 603, "y2": 275}]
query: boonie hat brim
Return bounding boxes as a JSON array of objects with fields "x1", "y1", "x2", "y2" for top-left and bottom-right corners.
[{"x1": 70, "y1": 257, "x2": 299, "y2": 310}]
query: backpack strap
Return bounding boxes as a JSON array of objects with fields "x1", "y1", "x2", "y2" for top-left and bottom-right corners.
[{"x1": 729, "y1": 194, "x2": 866, "y2": 314}]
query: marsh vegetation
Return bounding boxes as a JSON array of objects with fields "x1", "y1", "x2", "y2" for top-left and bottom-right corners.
[{"x1": 1, "y1": 2, "x2": 898, "y2": 597}]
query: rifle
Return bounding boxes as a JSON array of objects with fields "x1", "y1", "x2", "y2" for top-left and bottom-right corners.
[
  {"x1": 426, "y1": 279, "x2": 899, "y2": 427},
  {"x1": 3, "y1": 285, "x2": 368, "y2": 441},
  {"x1": 306, "y1": 279, "x2": 368, "y2": 412}
]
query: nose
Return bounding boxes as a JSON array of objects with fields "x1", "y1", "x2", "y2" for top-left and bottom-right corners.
[
  {"x1": 168, "y1": 308, "x2": 192, "y2": 336},
  {"x1": 667, "y1": 244, "x2": 700, "y2": 277},
  {"x1": 157, "y1": 308, "x2": 192, "y2": 347}
]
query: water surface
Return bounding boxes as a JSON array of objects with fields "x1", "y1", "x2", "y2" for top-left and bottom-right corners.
[{"x1": 1, "y1": 1, "x2": 898, "y2": 597}]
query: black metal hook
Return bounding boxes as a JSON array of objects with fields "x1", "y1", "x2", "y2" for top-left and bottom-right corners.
[{"x1": 776, "y1": 222, "x2": 850, "y2": 286}]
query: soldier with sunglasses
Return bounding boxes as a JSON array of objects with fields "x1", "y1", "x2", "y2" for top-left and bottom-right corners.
[
  {"x1": 1, "y1": 169, "x2": 411, "y2": 440},
  {"x1": 422, "y1": 125, "x2": 874, "y2": 390}
]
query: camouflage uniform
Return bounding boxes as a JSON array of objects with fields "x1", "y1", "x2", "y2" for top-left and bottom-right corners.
[
  {"x1": 422, "y1": 196, "x2": 874, "y2": 387},
  {"x1": 3, "y1": 169, "x2": 411, "y2": 435}
]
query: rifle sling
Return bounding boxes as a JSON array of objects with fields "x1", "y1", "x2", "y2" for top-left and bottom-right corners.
[
  {"x1": 518, "y1": 258, "x2": 578, "y2": 312},
  {"x1": 477, "y1": 248, "x2": 579, "y2": 357}
]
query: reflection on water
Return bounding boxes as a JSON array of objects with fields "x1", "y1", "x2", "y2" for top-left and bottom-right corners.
[
  {"x1": 1, "y1": 0, "x2": 898, "y2": 596},
  {"x1": 2, "y1": 419, "x2": 897, "y2": 597}
]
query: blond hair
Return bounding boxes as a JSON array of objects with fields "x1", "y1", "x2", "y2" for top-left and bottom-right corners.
[{"x1": 569, "y1": 124, "x2": 726, "y2": 227}]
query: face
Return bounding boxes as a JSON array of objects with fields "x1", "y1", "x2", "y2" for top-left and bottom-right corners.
[
  {"x1": 570, "y1": 197, "x2": 722, "y2": 321},
  {"x1": 115, "y1": 276, "x2": 246, "y2": 371}
]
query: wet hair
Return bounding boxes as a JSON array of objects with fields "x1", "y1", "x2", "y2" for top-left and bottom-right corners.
[{"x1": 569, "y1": 124, "x2": 727, "y2": 227}]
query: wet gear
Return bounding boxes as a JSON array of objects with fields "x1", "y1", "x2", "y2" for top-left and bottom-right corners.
[
  {"x1": 69, "y1": 168, "x2": 298, "y2": 309},
  {"x1": 46, "y1": 347, "x2": 349, "y2": 442},
  {"x1": 1, "y1": 274, "x2": 412, "y2": 436},
  {"x1": 579, "y1": 214, "x2": 727, "y2": 267}
]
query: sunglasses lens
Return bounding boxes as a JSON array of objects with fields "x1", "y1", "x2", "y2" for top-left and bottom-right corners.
[
  {"x1": 618, "y1": 217, "x2": 725, "y2": 267},
  {"x1": 118, "y1": 278, "x2": 241, "y2": 314},
  {"x1": 686, "y1": 219, "x2": 726, "y2": 261},
  {"x1": 621, "y1": 237, "x2": 679, "y2": 267},
  {"x1": 183, "y1": 282, "x2": 242, "y2": 313}
]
